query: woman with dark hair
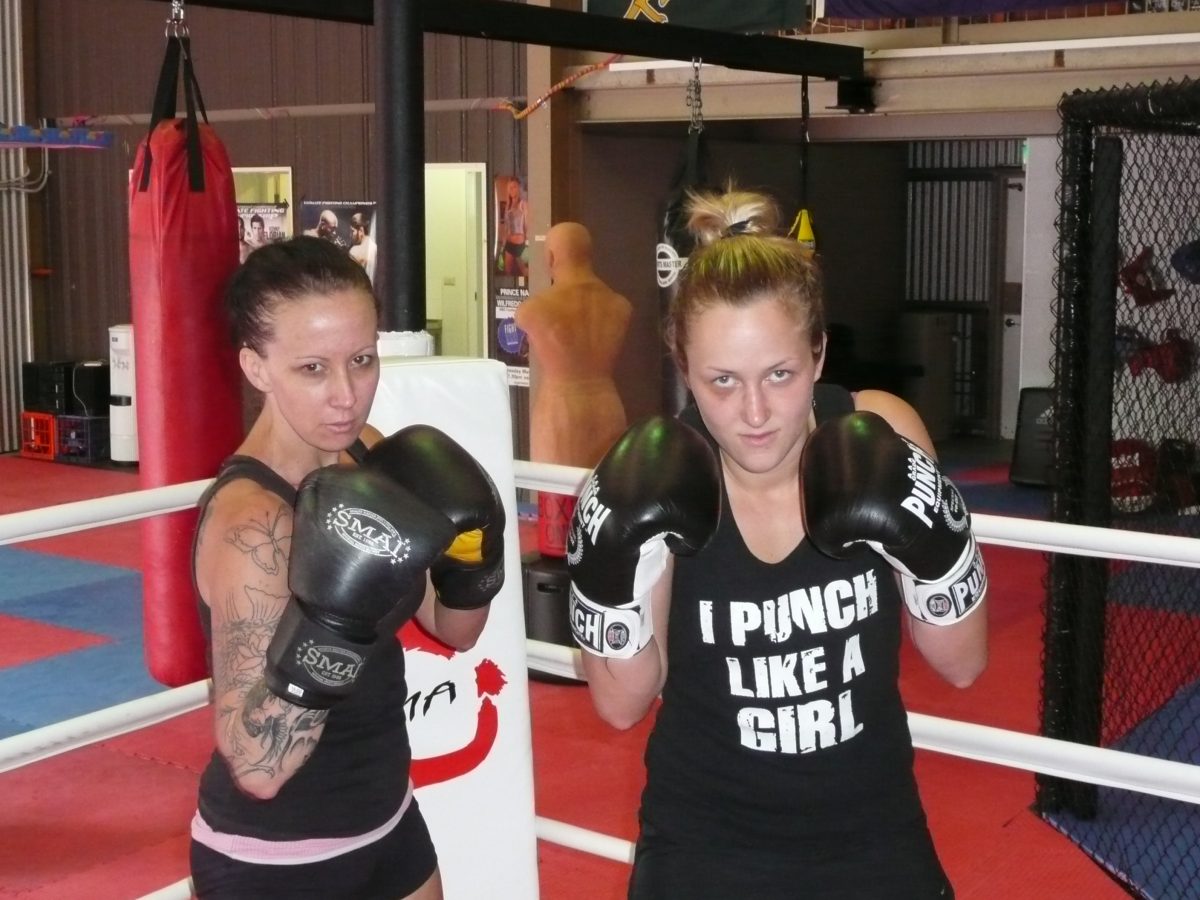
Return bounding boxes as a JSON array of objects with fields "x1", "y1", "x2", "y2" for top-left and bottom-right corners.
[{"x1": 189, "y1": 236, "x2": 505, "y2": 898}]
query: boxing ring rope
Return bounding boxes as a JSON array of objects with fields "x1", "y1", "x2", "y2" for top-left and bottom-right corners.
[{"x1": 5, "y1": 461, "x2": 1200, "y2": 900}]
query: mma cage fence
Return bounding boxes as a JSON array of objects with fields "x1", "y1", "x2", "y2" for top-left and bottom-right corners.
[{"x1": 1039, "y1": 74, "x2": 1200, "y2": 898}]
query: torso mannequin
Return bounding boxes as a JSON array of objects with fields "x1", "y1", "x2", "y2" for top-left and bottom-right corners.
[{"x1": 515, "y1": 222, "x2": 632, "y2": 469}]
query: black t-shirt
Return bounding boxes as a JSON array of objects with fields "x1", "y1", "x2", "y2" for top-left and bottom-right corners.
[
  {"x1": 192, "y1": 445, "x2": 412, "y2": 840},
  {"x1": 642, "y1": 385, "x2": 927, "y2": 851}
]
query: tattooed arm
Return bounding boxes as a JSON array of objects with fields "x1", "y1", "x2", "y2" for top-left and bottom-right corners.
[{"x1": 195, "y1": 480, "x2": 330, "y2": 800}]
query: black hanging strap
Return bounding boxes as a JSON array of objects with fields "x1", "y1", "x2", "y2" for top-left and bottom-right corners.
[{"x1": 137, "y1": 9, "x2": 210, "y2": 194}]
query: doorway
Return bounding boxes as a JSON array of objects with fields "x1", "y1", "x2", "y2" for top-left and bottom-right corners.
[{"x1": 424, "y1": 163, "x2": 489, "y2": 358}]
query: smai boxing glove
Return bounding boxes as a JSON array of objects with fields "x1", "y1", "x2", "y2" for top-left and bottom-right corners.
[
  {"x1": 801, "y1": 411, "x2": 987, "y2": 626},
  {"x1": 363, "y1": 425, "x2": 506, "y2": 610},
  {"x1": 567, "y1": 416, "x2": 721, "y2": 659},
  {"x1": 265, "y1": 464, "x2": 457, "y2": 708}
]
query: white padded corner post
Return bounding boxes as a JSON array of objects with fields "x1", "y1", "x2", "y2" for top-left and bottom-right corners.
[{"x1": 369, "y1": 356, "x2": 538, "y2": 900}]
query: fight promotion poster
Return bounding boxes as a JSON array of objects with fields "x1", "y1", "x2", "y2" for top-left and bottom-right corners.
[
  {"x1": 368, "y1": 357, "x2": 540, "y2": 899},
  {"x1": 494, "y1": 174, "x2": 530, "y2": 280},
  {"x1": 494, "y1": 285, "x2": 530, "y2": 388},
  {"x1": 233, "y1": 166, "x2": 293, "y2": 264},
  {"x1": 235, "y1": 203, "x2": 290, "y2": 263},
  {"x1": 492, "y1": 175, "x2": 531, "y2": 387},
  {"x1": 299, "y1": 199, "x2": 379, "y2": 286}
]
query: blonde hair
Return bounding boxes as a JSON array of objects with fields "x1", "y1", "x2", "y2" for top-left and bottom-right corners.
[{"x1": 665, "y1": 184, "x2": 825, "y2": 374}]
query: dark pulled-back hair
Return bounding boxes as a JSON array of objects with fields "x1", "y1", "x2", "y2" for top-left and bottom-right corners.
[{"x1": 226, "y1": 235, "x2": 377, "y2": 353}]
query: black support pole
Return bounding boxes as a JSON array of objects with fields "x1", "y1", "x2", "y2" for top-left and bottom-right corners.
[{"x1": 375, "y1": 0, "x2": 424, "y2": 332}]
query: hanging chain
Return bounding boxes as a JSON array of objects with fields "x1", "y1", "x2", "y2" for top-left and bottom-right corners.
[
  {"x1": 166, "y1": 0, "x2": 188, "y2": 38},
  {"x1": 799, "y1": 75, "x2": 810, "y2": 201},
  {"x1": 686, "y1": 58, "x2": 704, "y2": 134}
]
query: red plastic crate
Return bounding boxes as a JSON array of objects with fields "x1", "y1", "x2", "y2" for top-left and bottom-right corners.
[
  {"x1": 19, "y1": 411, "x2": 57, "y2": 461},
  {"x1": 537, "y1": 491, "x2": 577, "y2": 559}
]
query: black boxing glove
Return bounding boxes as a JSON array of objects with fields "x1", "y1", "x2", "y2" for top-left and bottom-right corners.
[
  {"x1": 567, "y1": 416, "x2": 721, "y2": 659},
  {"x1": 363, "y1": 425, "x2": 506, "y2": 610},
  {"x1": 802, "y1": 411, "x2": 986, "y2": 626},
  {"x1": 265, "y1": 465, "x2": 456, "y2": 708}
]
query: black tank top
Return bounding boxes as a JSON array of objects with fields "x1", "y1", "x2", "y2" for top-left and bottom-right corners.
[
  {"x1": 643, "y1": 385, "x2": 927, "y2": 850},
  {"x1": 193, "y1": 441, "x2": 412, "y2": 840}
]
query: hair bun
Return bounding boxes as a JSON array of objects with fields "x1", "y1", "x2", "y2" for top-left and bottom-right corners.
[{"x1": 685, "y1": 185, "x2": 781, "y2": 246}]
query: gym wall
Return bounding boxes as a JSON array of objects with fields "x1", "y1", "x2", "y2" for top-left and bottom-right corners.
[
  {"x1": 26, "y1": 0, "x2": 523, "y2": 363},
  {"x1": 579, "y1": 129, "x2": 908, "y2": 424}
]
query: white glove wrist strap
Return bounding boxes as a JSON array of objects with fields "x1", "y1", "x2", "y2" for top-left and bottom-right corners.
[
  {"x1": 568, "y1": 539, "x2": 666, "y2": 659},
  {"x1": 900, "y1": 537, "x2": 987, "y2": 626},
  {"x1": 569, "y1": 588, "x2": 651, "y2": 659}
]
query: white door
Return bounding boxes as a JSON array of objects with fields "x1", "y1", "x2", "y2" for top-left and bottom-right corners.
[
  {"x1": 424, "y1": 164, "x2": 489, "y2": 357},
  {"x1": 1000, "y1": 314, "x2": 1022, "y2": 439}
]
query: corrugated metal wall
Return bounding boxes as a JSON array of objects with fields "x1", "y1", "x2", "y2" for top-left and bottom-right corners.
[
  {"x1": 27, "y1": 0, "x2": 524, "y2": 363},
  {"x1": 905, "y1": 139, "x2": 1021, "y2": 304},
  {"x1": 904, "y1": 139, "x2": 1023, "y2": 434},
  {"x1": 908, "y1": 138, "x2": 1024, "y2": 171},
  {"x1": 1, "y1": 0, "x2": 34, "y2": 454},
  {"x1": 905, "y1": 176, "x2": 995, "y2": 304}
]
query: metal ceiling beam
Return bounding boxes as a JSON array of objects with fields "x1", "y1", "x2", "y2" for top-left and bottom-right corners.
[
  {"x1": 153, "y1": 0, "x2": 864, "y2": 80},
  {"x1": 147, "y1": 0, "x2": 863, "y2": 332}
]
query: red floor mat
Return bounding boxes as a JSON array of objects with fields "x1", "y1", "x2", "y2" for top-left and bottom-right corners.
[
  {"x1": 0, "y1": 612, "x2": 109, "y2": 670},
  {"x1": 0, "y1": 740, "x2": 200, "y2": 897}
]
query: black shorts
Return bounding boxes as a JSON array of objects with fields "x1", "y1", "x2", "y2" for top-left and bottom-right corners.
[
  {"x1": 628, "y1": 820, "x2": 953, "y2": 900},
  {"x1": 190, "y1": 801, "x2": 438, "y2": 899}
]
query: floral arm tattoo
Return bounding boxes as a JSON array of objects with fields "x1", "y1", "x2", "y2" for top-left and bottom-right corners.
[{"x1": 214, "y1": 501, "x2": 329, "y2": 781}]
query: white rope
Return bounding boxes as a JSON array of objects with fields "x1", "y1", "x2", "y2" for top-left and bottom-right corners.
[
  {"x1": 0, "y1": 479, "x2": 210, "y2": 545},
  {"x1": 908, "y1": 712, "x2": 1200, "y2": 806},
  {"x1": 136, "y1": 878, "x2": 192, "y2": 900},
  {"x1": 525, "y1": 463, "x2": 1200, "y2": 569},
  {"x1": 525, "y1": 642, "x2": 1200, "y2": 806},
  {"x1": 3, "y1": 457, "x2": 1200, "y2": 900},
  {"x1": 526, "y1": 638, "x2": 586, "y2": 681},
  {"x1": 535, "y1": 816, "x2": 635, "y2": 864},
  {"x1": 512, "y1": 459, "x2": 589, "y2": 496},
  {"x1": 973, "y1": 511, "x2": 1200, "y2": 568},
  {"x1": 0, "y1": 680, "x2": 209, "y2": 774},
  {"x1": 8, "y1": 638, "x2": 1199, "y2": 807},
  {"x1": 4, "y1": 466, "x2": 1199, "y2": 569}
]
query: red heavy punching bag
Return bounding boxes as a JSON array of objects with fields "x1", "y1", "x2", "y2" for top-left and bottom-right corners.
[{"x1": 129, "y1": 32, "x2": 242, "y2": 686}]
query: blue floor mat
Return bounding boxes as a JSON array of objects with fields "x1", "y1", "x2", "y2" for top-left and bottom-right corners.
[
  {"x1": 0, "y1": 545, "x2": 140, "y2": 600},
  {"x1": 1045, "y1": 679, "x2": 1200, "y2": 898},
  {"x1": 0, "y1": 546, "x2": 165, "y2": 739},
  {"x1": 959, "y1": 481, "x2": 1051, "y2": 519}
]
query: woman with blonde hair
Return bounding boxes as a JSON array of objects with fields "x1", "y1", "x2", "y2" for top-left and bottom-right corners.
[{"x1": 567, "y1": 185, "x2": 987, "y2": 898}]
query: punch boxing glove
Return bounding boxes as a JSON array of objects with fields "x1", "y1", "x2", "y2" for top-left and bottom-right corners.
[
  {"x1": 566, "y1": 416, "x2": 721, "y2": 658},
  {"x1": 802, "y1": 411, "x2": 986, "y2": 626},
  {"x1": 264, "y1": 465, "x2": 456, "y2": 708},
  {"x1": 363, "y1": 425, "x2": 506, "y2": 610}
]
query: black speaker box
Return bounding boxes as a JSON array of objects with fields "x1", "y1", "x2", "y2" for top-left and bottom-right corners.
[
  {"x1": 522, "y1": 553, "x2": 584, "y2": 685},
  {"x1": 68, "y1": 360, "x2": 111, "y2": 418},
  {"x1": 1011, "y1": 387, "x2": 1055, "y2": 487},
  {"x1": 22, "y1": 360, "x2": 110, "y2": 417},
  {"x1": 21, "y1": 361, "x2": 74, "y2": 414}
]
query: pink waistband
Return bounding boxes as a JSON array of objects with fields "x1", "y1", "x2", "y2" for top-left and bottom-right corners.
[{"x1": 191, "y1": 781, "x2": 414, "y2": 866}]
